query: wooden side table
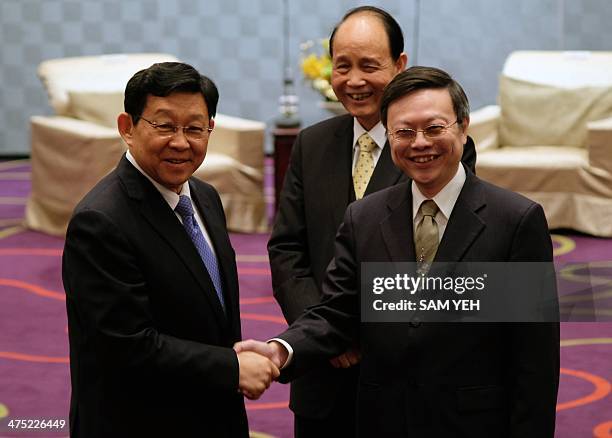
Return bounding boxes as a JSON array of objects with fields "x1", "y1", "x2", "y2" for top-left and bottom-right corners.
[{"x1": 272, "y1": 127, "x2": 300, "y2": 212}]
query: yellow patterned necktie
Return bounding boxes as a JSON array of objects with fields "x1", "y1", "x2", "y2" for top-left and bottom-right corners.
[
  {"x1": 353, "y1": 133, "x2": 377, "y2": 200},
  {"x1": 415, "y1": 200, "x2": 440, "y2": 270}
]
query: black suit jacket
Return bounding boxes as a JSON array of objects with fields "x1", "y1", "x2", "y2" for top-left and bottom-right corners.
[
  {"x1": 278, "y1": 170, "x2": 560, "y2": 437},
  {"x1": 62, "y1": 156, "x2": 248, "y2": 438},
  {"x1": 268, "y1": 114, "x2": 477, "y2": 418}
]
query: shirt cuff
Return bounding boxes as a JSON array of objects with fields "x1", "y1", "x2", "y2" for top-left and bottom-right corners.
[{"x1": 268, "y1": 338, "x2": 293, "y2": 369}]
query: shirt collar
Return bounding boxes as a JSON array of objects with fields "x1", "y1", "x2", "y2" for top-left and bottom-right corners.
[
  {"x1": 412, "y1": 163, "x2": 466, "y2": 220},
  {"x1": 126, "y1": 150, "x2": 191, "y2": 210},
  {"x1": 353, "y1": 119, "x2": 387, "y2": 150}
]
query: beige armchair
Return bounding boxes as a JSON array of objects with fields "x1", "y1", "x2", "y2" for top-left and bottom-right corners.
[
  {"x1": 469, "y1": 51, "x2": 612, "y2": 237},
  {"x1": 25, "y1": 54, "x2": 267, "y2": 235}
]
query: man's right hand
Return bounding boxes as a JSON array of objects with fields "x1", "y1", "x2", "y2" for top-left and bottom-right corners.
[
  {"x1": 234, "y1": 339, "x2": 289, "y2": 369},
  {"x1": 236, "y1": 351, "x2": 280, "y2": 400}
]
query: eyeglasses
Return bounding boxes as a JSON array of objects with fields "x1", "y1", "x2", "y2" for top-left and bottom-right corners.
[
  {"x1": 389, "y1": 120, "x2": 460, "y2": 145},
  {"x1": 139, "y1": 117, "x2": 213, "y2": 141}
]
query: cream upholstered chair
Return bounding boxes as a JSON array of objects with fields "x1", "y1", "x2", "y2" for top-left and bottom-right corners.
[
  {"x1": 468, "y1": 51, "x2": 612, "y2": 237},
  {"x1": 25, "y1": 54, "x2": 267, "y2": 235}
]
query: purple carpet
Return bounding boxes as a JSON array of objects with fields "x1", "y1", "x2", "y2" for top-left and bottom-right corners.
[{"x1": 1, "y1": 159, "x2": 611, "y2": 438}]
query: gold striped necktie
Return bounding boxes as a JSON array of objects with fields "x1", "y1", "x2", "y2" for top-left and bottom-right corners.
[
  {"x1": 415, "y1": 199, "x2": 440, "y2": 271},
  {"x1": 353, "y1": 132, "x2": 377, "y2": 200}
]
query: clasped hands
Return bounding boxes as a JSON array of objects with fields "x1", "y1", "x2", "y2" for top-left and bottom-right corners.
[
  {"x1": 234, "y1": 339, "x2": 361, "y2": 400},
  {"x1": 234, "y1": 339, "x2": 286, "y2": 400}
]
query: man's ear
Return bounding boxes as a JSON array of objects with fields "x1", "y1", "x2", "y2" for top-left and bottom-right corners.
[
  {"x1": 208, "y1": 118, "x2": 215, "y2": 130},
  {"x1": 117, "y1": 112, "x2": 135, "y2": 146},
  {"x1": 396, "y1": 52, "x2": 408, "y2": 72}
]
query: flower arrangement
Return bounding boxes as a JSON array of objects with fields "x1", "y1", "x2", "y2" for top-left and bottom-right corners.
[{"x1": 300, "y1": 39, "x2": 338, "y2": 101}]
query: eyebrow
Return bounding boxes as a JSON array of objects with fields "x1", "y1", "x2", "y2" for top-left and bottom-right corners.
[
  {"x1": 150, "y1": 109, "x2": 207, "y2": 121},
  {"x1": 359, "y1": 56, "x2": 383, "y2": 64},
  {"x1": 395, "y1": 115, "x2": 450, "y2": 126},
  {"x1": 333, "y1": 54, "x2": 383, "y2": 63}
]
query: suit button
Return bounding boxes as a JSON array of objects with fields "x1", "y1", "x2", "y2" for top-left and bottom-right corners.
[{"x1": 410, "y1": 317, "x2": 421, "y2": 328}]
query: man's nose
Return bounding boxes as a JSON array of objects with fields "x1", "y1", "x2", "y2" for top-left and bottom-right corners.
[
  {"x1": 168, "y1": 129, "x2": 190, "y2": 148},
  {"x1": 346, "y1": 70, "x2": 366, "y2": 87},
  {"x1": 410, "y1": 130, "x2": 433, "y2": 149}
]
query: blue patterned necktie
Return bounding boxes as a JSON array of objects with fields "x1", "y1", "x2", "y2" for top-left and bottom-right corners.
[{"x1": 175, "y1": 195, "x2": 225, "y2": 311}]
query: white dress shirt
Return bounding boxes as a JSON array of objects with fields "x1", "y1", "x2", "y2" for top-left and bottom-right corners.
[
  {"x1": 126, "y1": 151, "x2": 217, "y2": 254},
  {"x1": 351, "y1": 119, "x2": 387, "y2": 174}
]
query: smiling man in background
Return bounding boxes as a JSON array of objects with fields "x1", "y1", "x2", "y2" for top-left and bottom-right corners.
[{"x1": 268, "y1": 6, "x2": 477, "y2": 437}]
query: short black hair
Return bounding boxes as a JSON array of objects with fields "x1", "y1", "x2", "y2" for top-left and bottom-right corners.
[
  {"x1": 124, "y1": 62, "x2": 219, "y2": 123},
  {"x1": 329, "y1": 6, "x2": 404, "y2": 61},
  {"x1": 380, "y1": 66, "x2": 470, "y2": 127}
]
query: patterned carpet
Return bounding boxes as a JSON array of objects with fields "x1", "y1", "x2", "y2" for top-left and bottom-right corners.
[{"x1": 0, "y1": 159, "x2": 611, "y2": 437}]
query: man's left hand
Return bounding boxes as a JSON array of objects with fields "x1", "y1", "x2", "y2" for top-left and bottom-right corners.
[{"x1": 329, "y1": 348, "x2": 361, "y2": 368}]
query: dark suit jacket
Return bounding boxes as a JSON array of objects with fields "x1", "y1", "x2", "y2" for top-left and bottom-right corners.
[
  {"x1": 278, "y1": 169, "x2": 560, "y2": 437},
  {"x1": 268, "y1": 114, "x2": 477, "y2": 418},
  {"x1": 62, "y1": 156, "x2": 248, "y2": 438}
]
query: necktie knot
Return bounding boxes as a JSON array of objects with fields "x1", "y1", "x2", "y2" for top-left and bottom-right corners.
[
  {"x1": 358, "y1": 133, "x2": 377, "y2": 153},
  {"x1": 175, "y1": 195, "x2": 195, "y2": 220},
  {"x1": 419, "y1": 199, "x2": 439, "y2": 218}
]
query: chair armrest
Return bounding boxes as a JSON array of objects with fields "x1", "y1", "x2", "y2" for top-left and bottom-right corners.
[
  {"x1": 30, "y1": 116, "x2": 125, "y2": 188},
  {"x1": 208, "y1": 114, "x2": 265, "y2": 172},
  {"x1": 468, "y1": 105, "x2": 501, "y2": 151},
  {"x1": 26, "y1": 116, "x2": 126, "y2": 235},
  {"x1": 587, "y1": 116, "x2": 612, "y2": 173},
  {"x1": 31, "y1": 116, "x2": 127, "y2": 179},
  {"x1": 31, "y1": 115, "x2": 120, "y2": 139}
]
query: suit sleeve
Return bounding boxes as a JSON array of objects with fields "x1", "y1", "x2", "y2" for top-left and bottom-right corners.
[
  {"x1": 268, "y1": 132, "x2": 323, "y2": 324},
  {"x1": 506, "y1": 203, "x2": 560, "y2": 438},
  {"x1": 62, "y1": 208, "x2": 239, "y2": 393},
  {"x1": 276, "y1": 204, "x2": 360, "y2": 380}
]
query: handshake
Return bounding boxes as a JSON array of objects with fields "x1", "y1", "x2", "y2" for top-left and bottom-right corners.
[
  {"x1": 233, "y1": 339, "x2": 288, "y2": 400},
  {"x1": 233, "y1": 339, "x2": 362, "y2": 400}
]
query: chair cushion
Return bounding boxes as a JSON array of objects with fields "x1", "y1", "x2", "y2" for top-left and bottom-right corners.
[
  {"x1": 478, "y1": 146, "x2": 588, "y2": 169},
  {"x1": 38, "y1": 53, "x2": 178, "y2": 115},
  {"x1": 67, "y1": 90, "x2": 124, "y2": 128},
  {"x1": 503, "y1": 51, "x2": 612, "y2": 88},
  {"x1": 498, "y1": 75, "x2": 612, "y2": 148}
]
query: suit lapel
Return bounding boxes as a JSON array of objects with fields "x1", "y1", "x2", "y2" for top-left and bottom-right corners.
[
  {"x1": 324, "y1": 115, "x2": 355, "y2": 226},
  {"x1": 117, "y1": 157, "x2": 228, "y2": 328},
  {"x1": 365, "y1": 140, "x2": 405, "y2": 196},
  {"x1": 435, "y1": 170, "x2": 486, "y2": 262},
  {"x1": 326, "y1": 118, "x2": 406, "y2": 227},
  {"x1": 378, "y1": 169, "x2": 486, "y2": 263},
  {"x1": 380, "y1": 183, "x2": 416, "y2": 262},
  {"x1": 190, "y1": 181, "x2": 240, "y2": 323}
]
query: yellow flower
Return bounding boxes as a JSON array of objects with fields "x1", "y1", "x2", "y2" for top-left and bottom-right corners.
[
  {"x1": 301, "y1": 54, "x2": 322, "y2": 80},
  {"x1": 300, "y1": 39, "x2": 338, "y2": 101}
]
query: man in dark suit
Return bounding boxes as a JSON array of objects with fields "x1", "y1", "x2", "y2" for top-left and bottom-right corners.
[
  {"x1": 62, "y1": 62, "x2": 278, "y2": 438},
  {"x1": 268, "y1": 6, "x2": 476, "y2": 437},
  {"x1": 241, "y1": 66, "x2": 559, "y2": 436}
]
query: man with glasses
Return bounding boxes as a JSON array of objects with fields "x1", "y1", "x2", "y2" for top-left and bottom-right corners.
[
  {"x1": 267, "y1": 6, "x2": 476, "y2": 437},
  {"x1": 62, "y1": 62, "x2": 278, "y2": 438},
  {"x1": 239, "y1": 66, "x2": 559, "y2": 437}
]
